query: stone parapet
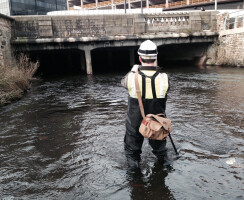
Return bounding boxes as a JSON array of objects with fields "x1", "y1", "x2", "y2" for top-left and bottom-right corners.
[{"x1": 12, "y1": 12, "x2": 218, "y2": 40}]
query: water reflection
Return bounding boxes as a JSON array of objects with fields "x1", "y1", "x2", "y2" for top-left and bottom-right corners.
[{"x1": 127, "y1": 165, "x2": 175, "y2": 200}]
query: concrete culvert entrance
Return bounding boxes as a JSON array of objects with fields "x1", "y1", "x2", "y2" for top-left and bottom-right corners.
[
  {"x1": 25, "y1": 42, "x2": 213, "y2": 76},
  {"x1": 28, "y1": 50, "x2": 83, "y2": 77},
  {"x1": 92, "y1": 47, "x2": 138, "y2": 74}
]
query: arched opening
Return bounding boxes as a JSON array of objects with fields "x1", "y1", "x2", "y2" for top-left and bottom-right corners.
[
  {"x1": 91, "y1": 47, "x2": 138, "y2": 74},
  {"x1": 21, "y1": 42, "x2": 212, "y2": 76},
  {"x1": 25, "y1": 49, "x2": 84, "y2": 77}
]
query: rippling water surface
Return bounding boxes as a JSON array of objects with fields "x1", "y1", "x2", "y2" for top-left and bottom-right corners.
[{"x1": 0, "y1": 66, "x2": 243, "y2": 199}]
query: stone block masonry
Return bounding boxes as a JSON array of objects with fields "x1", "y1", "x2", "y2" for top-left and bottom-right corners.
[
  {"x1": 218, "y1": 33, "x2": 244, "y2": 66},
  {"x1": 212, "y1": 12, "x2": 244, "y2": 67},
  {"x1": 0, "y1": 14, "x2": 14, "y2": 67}
]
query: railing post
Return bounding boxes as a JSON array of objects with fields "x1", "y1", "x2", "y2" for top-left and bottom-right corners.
[
  {"x1": 146, "y1": 0, "x2": 149, "y2": 8},
  {"x1": 124, "y1": 0, "x2": 127, "y2": 13},
  {"x1": 128, "y1": 0, "x2": 131, "y2": 9},
  {"x1": 166, "y1": 0, "x2": 169, "y2": 8},
  {"x1": 80, "y1": 0, "x2": 83, "y2": 9}
]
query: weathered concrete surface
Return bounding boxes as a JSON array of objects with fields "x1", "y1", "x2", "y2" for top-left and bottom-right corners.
[
  {"x1": 0, "y1": 14, "x2": 14, "y2": 67},
  {"x1": 11, "y1": 12, "x2": 219, "y2": 48}
]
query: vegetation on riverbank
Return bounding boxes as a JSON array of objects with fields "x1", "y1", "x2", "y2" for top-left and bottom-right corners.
[{"x1": 0, "y1": 54, "x2": 39, "y2": 106}]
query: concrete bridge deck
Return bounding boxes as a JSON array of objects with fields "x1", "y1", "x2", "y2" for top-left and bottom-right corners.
[{"x1": 11, "y1": 11, "x2": 218, "y2": 74}]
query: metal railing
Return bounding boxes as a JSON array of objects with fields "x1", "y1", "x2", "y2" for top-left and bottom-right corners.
[
  {"x1": 47, "y1": 8, "x2": 164, "y2": 15},
  {"x1": 73, "y1": 0, "x2": 216, "y2": 10}
]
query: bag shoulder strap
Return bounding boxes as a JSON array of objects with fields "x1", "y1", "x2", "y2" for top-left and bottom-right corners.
[{"x1": 135, "y1": 69, "x2": 146, "y2": 119}]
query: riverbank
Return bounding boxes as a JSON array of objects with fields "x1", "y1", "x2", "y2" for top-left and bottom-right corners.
[{"x1": 0, "y1": 54, "x2": 39, "y2": 106}]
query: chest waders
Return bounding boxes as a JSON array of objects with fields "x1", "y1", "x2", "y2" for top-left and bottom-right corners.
[{"x1": 124, "y1": 68, "x2": 168, "y2": 169}]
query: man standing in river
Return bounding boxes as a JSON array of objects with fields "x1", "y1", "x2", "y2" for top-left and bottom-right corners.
[{"x1": 121, "y1": 40, "x2": 170, "y2": 170}]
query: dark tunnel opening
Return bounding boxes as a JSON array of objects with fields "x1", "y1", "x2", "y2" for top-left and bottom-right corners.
[
  {"x1": 23, "y1": 43, "x2": 212, "y2": 76},
  {"x1": 91, "y1": 47, "x2": 138, "y2": 73},
  {"x1": 26, "y1": 50, "x2": 83, "y2": 77}
]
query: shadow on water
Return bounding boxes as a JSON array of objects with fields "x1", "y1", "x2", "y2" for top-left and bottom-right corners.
[{"x1": 0, "y1": 66, "x2": 244, "y2": 199}]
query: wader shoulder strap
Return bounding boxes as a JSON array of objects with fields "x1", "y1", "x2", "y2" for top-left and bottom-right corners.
[
  {"x1": 135, "y1": 70, "x2": 146, "y2": 119},
  {"x1": 151, "y1": 71, "x2": 159, "y2": 98},
  {"x1": 139, "y1": 70, "x2": 159, "y2": 99},
  {"x1": 138, "y1": 72, "x2": 146, "y2": 99}
]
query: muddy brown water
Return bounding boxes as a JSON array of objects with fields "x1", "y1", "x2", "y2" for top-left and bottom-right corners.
[{"x1": 0, "y1": 66, "x2": 243, "y2": 199}]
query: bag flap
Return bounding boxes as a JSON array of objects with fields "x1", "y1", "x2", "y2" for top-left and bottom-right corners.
[
  {"x1": 146, "y1": 114, "x2": 172, "y2": 133},
  {"x1": 147, "y1": 119, "x2": 162, "y2": 131}
]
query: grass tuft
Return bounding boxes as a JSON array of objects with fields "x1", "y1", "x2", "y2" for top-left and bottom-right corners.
[{"x1": 0, "y1": 53, "x2": 39, "y2": 105}]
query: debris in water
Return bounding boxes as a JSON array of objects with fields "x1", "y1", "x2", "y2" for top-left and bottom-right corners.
[
  {"x1": 226, "y1": 158, "x2": 236, "y2": 165},
  {"x1": 226, "y1": 158, "x2": 242, "y2": 168}
]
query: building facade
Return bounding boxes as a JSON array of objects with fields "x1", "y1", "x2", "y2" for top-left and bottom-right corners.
[
  {"x1": 0, "y1": 0, "x2": 67, "y2": 16},
  {"x1": 0, "y1": 0, "x2": 10, "y2": 16}
]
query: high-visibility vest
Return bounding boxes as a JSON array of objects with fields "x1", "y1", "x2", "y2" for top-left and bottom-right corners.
[{"x1": 127, "y1": 67, "x2": 169, "y2": 99}]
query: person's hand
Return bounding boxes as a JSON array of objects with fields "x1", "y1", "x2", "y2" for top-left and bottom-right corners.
[{"x1": 131, "y1": 65, "x2": 139, "y2": 72}]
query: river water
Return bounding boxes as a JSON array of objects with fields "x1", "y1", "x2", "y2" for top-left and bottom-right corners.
[{"x1": 0, "y1": 66, "x2": 243, "y2": 200}]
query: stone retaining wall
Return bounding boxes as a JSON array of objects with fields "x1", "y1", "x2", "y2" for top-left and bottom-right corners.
[
  {"x1": 217, "y1": 12, "x2": 244, "y2": 66},
  {"x1": 217, "y1": 32, "x2": 244, "y2": 66},
  {"x1": 0, "y1": 14, "x2": 14, "y2": 67},
  {"x1": 207, "y1": 11, "x2": 244, "y2": 67}
]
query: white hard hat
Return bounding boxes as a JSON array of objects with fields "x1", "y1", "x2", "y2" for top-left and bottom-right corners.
[{"x1": 138, "y1": 40, "x2": 158, "y2": 60}]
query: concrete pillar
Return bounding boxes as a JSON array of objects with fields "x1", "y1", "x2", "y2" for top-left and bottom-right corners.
[
  {"x1": 166, "y1": 0, "x2": 169, "y2": 8},
  {"x1": 187, "y1": 0, "x2": 190, "y2": 5},
  {"x1": 111, "y1": 0, "x2": 114, "y2": 9},
  {"x1": 96, "y1": 0, "x2": 98, "y2": 9},
  {"x1": 80, "y1": 0, "x2": 83, "y2": 8},
  {"x1": 67, "y1": 0, "x2": 70, "y2": 10},
  {"x1": 130, "y1": 49, "x2": 135, "y2": 67},
  {"x1": 128, "y1": 0, "x2": 131, "y2": 9},
  {"x1": 85, "y1": 49, "x2": 93, "y2": 75},
  {"x1": 146, "y1": 0, "x2": 149, "y2": 8}
]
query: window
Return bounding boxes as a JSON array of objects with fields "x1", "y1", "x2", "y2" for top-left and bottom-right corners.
[{"x1": 9, "y1": 0, "x2": 67, "y2": 16}]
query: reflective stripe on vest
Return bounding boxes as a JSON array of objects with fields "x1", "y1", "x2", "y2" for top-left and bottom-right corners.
[{"x1": 127, "y1": 70, "x2": 169, "y2": 99}]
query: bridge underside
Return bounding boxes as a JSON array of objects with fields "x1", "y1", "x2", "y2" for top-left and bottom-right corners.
[{"x1": 14, "y1": 39, "x2": 216, "y2": 76}]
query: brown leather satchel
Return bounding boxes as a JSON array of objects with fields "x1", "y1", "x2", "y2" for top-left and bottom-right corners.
[{"x1": 135, "y1": 69, "x2": 172, "y2": 140}]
